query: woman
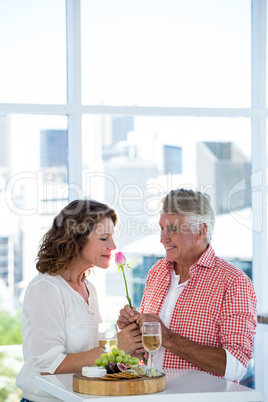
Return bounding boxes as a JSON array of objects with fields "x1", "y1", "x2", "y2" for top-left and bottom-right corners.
[{"x1": 16, "y1": 199, "x2": 142, "y2": 402}]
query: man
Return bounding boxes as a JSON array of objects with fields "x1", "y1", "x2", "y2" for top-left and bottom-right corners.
[{"x1": 118, "y1": 189, "x2": 257, "y2": 381}]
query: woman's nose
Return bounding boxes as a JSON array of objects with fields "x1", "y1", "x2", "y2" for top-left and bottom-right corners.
[{"x1": 109, "y1": 239, "x2": 117, "y2": 250}]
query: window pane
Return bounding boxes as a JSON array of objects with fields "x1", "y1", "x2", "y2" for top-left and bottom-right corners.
[
  {"x1": 0, "y1": 114, "x2": 68, "y2": 295},
  {"x1": 82, "y1": 115, "x2": 252, "y2": 321},
  {"x1": 0, "y1": 0, "x2": 66, "y2": 104},
  {"x1": 81, "y1": 0, "x2": 251, "y2": 107}
]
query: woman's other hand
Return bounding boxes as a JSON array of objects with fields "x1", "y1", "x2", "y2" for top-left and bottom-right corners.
[{"x1": 118, "y1": 322, "x2": 144, "y2": 355}]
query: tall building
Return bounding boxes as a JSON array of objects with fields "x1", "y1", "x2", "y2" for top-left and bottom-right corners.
[
  {"x1": 0, "y1": 237, "x2": 9, "y2": 287},
  {"x1": 39, "y1": 129, "x2": 68, "y2": 215},
  {"x1": 40, "y1": 129, "x2": 68, "y2": 167},
  {"x1": 0, "y1": 210, "x2": 22, "y2": 300},
  {"x1": 0, "y1": 115, "x2": 10, "y2": 169},
  {"x1": 102, "y1": 117, "x2": 135, "y2": 162},
  {"x1": 197, "y1": 141, "x2": 251, "y2": 214},
  {"x1": 112, "y1": 116, "x2": 134, "y2": 144},
  {"x1": 164, "y1": 145, "x2": 182, "y2": 174}
]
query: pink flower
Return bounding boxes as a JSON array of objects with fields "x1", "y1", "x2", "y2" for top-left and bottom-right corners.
[
  {"x1": 114, "y1": 251, "x2": 136, "y2": 309},
  {"x1": 114, "y1": 251, "x2": 146, "y2": 365},
  {"x1": 115, "y1": 252, "x2": 127, "y2": 267}
]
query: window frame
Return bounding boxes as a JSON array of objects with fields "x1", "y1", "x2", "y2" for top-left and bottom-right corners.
[
  {"x1": 0, "y1": 0, "x2": 267, "y2": 394},
  {"x1": 0, "y1": 0, "x2": 266, "y2": 309}
]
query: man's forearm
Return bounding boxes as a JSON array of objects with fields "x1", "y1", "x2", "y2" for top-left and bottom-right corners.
[
  {"x1": 131, "y1": 313, "x2": 227, "y2": 376},
  {"x1": 163, "y1": 329, "x2": 226, "y2": 376}
]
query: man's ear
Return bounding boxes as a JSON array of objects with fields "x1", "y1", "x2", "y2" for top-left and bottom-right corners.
[{"x1": 198, "y1": 223, "x2": 207, "y2": 239}]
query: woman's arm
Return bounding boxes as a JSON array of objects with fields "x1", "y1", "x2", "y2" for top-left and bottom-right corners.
[
  {"x1": 48, "y1": 322, "x2": 143, "y2": 374},
  {"x1": 26, "y1": 280, "x2": 142, "y2": 375},
  {"x1": 52, "y1": 347, "x2": 103, "y2": 374}
]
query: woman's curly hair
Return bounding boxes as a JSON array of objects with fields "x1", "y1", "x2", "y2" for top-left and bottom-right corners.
[{"x1": 36, "y1": 199, "x2": 118, "y2": 276}]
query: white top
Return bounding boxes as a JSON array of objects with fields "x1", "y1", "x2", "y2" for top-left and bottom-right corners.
[
  {"x1": 154, "y1": 270, "x2": 247, "y2": 381},
  {"x1": 16, "y1": 273, "x2": 102, "y2": 402}
]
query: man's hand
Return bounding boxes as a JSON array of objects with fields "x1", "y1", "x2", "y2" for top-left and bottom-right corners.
[
  {"x1": 130, "y1": 313, "x2": 226, "y2": 377},
  {"x1": 129, "y1": 313, "x2": 170, "y2": 340}
]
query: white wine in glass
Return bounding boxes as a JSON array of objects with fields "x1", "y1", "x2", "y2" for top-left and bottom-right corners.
[
  {"x1": 98, "y1": 323, "x2": 118, "y2": 353},
  {"x1": 142, "y1": 322, "x2": 162, "y2": 371}
]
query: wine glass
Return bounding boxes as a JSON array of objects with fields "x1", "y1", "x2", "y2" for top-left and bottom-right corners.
[
  {"x1": 98, "y1": 323, "x2": 118, "y2": 353},
  {"x1": 142, "y1": 322, "x2": 162, "y2": 372}
]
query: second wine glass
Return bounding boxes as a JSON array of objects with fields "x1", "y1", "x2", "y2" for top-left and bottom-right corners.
[
  {"x1": 98, "y1": 323, "x2": 118, "y2": 353},
  {"x1": 142, "y1": 322, "x2": 162, "y2": 371}
]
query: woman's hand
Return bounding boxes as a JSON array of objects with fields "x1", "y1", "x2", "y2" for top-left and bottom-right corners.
[
  {"x1": 117, "y1": 304, "x2": 139, "y2": 329},
  {"x1": 118, "y1": 322, "x2": 145, "y2": 355}
]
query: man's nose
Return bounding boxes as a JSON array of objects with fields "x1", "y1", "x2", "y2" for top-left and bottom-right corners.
[{"x1": 160, "y1": 230, "x2": 168, "y2": 243}]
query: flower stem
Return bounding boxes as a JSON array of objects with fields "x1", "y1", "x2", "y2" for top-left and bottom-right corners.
[
  {"x1": 122, "y1": 268, "x2": 132, "y2": 309},
  {"x1": 121, "y1": 266, "x2": 146, "y2": 365}
]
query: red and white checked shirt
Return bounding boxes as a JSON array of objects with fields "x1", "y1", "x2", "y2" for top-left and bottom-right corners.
[{"x1": 140, "y1": 245, "x2": 257, "y2": 370}]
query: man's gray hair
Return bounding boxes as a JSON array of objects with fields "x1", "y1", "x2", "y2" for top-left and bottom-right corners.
[{"x1": 161, "y1": 188, "x2": 215, "y2": 243}]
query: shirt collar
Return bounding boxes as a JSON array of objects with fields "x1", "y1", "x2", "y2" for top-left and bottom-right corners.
[
  {"x1": 164, "y1": 244, "x2": 216, "y2": 274},
  {"x1": 166, "y1": 259, "x2": 175, "y2": 274},
  {"x1": 189, "y1": 244, "x2": 216, "y2": 274}
]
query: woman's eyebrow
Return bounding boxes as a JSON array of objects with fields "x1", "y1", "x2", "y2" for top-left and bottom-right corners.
[{"x1": 98, "y1": 231, "x2": 115, "y2": 236}]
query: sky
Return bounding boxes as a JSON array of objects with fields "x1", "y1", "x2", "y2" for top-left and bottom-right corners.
[{"x1": 0, "y1": 0, "x2": 251, "y2": 107}]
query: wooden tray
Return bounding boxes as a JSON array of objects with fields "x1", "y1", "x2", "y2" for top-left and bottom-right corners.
[{"x1": 73, "y1": 372, "x2": 166, "y2": 396}]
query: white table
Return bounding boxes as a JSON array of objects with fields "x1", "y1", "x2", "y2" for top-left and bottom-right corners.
[{"x1": 34, "y1": 369, "x2": 262, "y2": 402}]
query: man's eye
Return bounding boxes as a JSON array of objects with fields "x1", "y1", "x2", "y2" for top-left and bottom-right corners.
[
  {"x1": 101, "y1": 238, "x2": 108, "y2": 241},
  {"x1": 168, "y1": 227, "x2": 177, "y2": 233}
]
